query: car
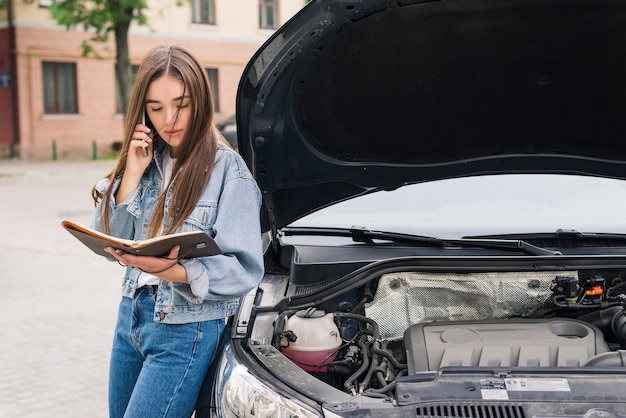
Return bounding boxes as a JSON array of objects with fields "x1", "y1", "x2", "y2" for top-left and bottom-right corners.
[
  {"x1": 216, "y1": 114, "x2": 238, "y2": 151},
  {"x1": 196, "y1": 0, "x2": 626, "y2": 417}
]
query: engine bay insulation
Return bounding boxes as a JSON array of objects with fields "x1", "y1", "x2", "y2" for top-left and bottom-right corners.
[{"x1": 365, "y1": 271, "x2": 574, "y2": 340}]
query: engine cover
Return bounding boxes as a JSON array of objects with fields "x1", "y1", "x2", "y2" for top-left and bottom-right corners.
[{"x1": 404, "y1": 319, "x2": 609, "y2": 374}]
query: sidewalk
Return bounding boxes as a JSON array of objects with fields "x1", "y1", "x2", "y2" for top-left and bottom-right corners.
[{"x1": 0, "y1": 159, "x2": 120, "y2": 417}]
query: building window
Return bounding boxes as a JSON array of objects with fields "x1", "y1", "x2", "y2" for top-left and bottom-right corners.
[
  {"x1": 192, "y1": 0, "x2": 216, "y2": 25},
  {"x1": 206, "y1": 68, "x2": 219, "y2": 113},
  {"x1": 42, "y1": 62, "x2": 78, "y2": 114},
  {"x1": 259, "y1": 0, "x2": 277, "y2": 29}
]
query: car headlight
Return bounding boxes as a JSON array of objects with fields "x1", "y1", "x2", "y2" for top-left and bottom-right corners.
[{"x1": 215, "y1": 343, "x2": 322, "y2": 418}]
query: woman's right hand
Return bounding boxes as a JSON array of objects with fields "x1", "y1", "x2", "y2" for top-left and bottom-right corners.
[
  {"x1": 116, "y1": 123, "x2": 153, "y2": 203},
  {"x1": 126, "y1": 123, "x2": 153, "y2": 173}
]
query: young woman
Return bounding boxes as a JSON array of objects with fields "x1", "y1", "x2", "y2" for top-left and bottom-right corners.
[{"x1": 91, "y1": 45, "x2": 264, "y2": 417}]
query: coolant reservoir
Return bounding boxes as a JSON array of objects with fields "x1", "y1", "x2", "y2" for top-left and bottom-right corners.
[{"x1": 281, "y1": 308, "x2": 341, "y2": 372}]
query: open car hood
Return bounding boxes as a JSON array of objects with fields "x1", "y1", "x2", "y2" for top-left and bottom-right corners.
[{"x1": 236, "y1": 0, "x2": 626, "y2": 234}]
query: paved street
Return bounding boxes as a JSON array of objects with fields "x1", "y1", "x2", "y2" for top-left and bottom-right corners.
[{"x1": 0, "y1": 159, "x2": 121, "y2": 417}]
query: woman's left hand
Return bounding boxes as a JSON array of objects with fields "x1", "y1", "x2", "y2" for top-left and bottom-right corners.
[{"x1": 105, "y1": 245, "x2": 182, "y2": 278}]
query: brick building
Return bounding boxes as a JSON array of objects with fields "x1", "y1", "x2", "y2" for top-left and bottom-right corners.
[{"x1": 0, "y1": 0, "x2": 305, "y2": 160}]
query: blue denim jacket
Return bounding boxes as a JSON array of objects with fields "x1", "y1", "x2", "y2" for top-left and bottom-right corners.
[{"x1": 92, "y1": 145, "x2": 264, "y2": 324}]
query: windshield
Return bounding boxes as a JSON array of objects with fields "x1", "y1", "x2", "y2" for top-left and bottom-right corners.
[{"x1": 290, "y1": 174, "x2": 626, "y2": 239}]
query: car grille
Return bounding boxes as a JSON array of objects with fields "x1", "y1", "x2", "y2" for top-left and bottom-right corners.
[
  {"x1": 290, "y1": 280, "x2": 338, "y2": 296},
  {"x1": 415, "y1": 404, "x2": 525, "y2": 418}
]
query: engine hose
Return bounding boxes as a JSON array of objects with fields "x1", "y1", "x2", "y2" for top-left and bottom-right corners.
[
  {"x1": 365, "y1": 369, "x2": 408, "y2": 396},
  {"x1": 375, "y1": 362, "x2": 389, "y2": 388},
  {"x1": 327, "y1": 365, "x2": 353, "y2": 376},
  {"x1": 335, "y1": 312, "x2": 408, "y2": 370},
  {"x1": 334, "y1": 311, "x2": 408, "y2": 390},
  {"x1": 374, "y1": 341, "x2": 391, "y2": 388},
  {"x1": 360, "y1": 340, "x2": 380, "y2": 392},
  {"x1": 551, "y1": 294, "x2": 570, "y2": 308},
  {"x1": 372, "y1": 346, "x2": 408, "y2": 370},
  {"x1": 578, "y1": 306, "x2": 626, "y2": 349},
  {"x1": 272, "y1": 310, "x2": 296, "y2": 349},
  {"x1": 584, "y1": 350, "x2": 626, "y2": 367},
  {"x1": 552, "y1": 294, "x2": 607, "y2": 310},
  {"x1": 334, "y1": 312, "x2": 381, "y2": 340},
  {"x1": 350, "y1": 291, "x2": 374, "y2": 314},
  {"x1": 335, "y1": 312, "x2": 381, "y2": 392},
  {"x1": 343, "y1": 335, "x2": 370, "y2": 394}
]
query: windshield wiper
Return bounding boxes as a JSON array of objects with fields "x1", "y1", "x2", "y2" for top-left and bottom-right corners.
[
  {"x1": 556, "y1": 228, "x2": 626, "y2": 240},
  {"x1": 349, "y1": 227, "x2": 562, "y2": 256},
  {"x1": 281, "y1": 226, "x2": 562, "y2": 256},
  {"x1": 470, "y1": 229, "x2": 626, "y2": 247}
]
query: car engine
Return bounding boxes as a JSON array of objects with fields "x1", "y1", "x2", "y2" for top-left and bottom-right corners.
[{"x1": 273, "y1": 270, "x2": 626, "y2": 397}]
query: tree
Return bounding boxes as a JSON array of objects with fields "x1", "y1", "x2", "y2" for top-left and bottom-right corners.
[{"x1": 47, "y1": 0, "x2": 152, "y2": 114}]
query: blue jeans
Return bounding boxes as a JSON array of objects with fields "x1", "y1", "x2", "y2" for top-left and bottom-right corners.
[{"x1": 108, "y1": 286, "x2": 224, "y2": 418}]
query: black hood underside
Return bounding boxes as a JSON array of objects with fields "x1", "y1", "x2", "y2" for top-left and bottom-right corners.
[
  {"x1": 303, "y1": 0, "x2": 626, "y2": 163},
  {"x1": 237, "y1": 0, "x2": 626, "y2": 233}
]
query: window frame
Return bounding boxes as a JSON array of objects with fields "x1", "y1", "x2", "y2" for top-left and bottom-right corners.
[
  {"x1": 192, "y1": 0, "x2": 216, "y2": 25},
  {"x1": 42, "y1": 61, "x2": 78, "y2": 114},
  {"x1": 259, "y1": 0, "x2": 278, "y2": 30}
]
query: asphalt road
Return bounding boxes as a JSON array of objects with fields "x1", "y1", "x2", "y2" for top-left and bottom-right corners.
[{"x1": 0, "y1": 159, "x2": 121, "y2": 417}]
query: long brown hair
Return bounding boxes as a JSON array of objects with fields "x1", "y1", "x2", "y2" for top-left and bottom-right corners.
[{"x1": 92, "y1": 45, "x2": 218, "y2": 237}]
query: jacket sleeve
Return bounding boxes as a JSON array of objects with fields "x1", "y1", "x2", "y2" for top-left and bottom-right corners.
[
  {"x1": 173, "y1": 158, "x2": 265, "y2": 303},
  {"x1": 91, "y1": 177, "x2": 141, "y2": 241}
]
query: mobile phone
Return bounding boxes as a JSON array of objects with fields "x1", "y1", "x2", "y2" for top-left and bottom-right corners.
[{"x1": 141, "y1": 110, "x2": 149, "y2": 157}]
